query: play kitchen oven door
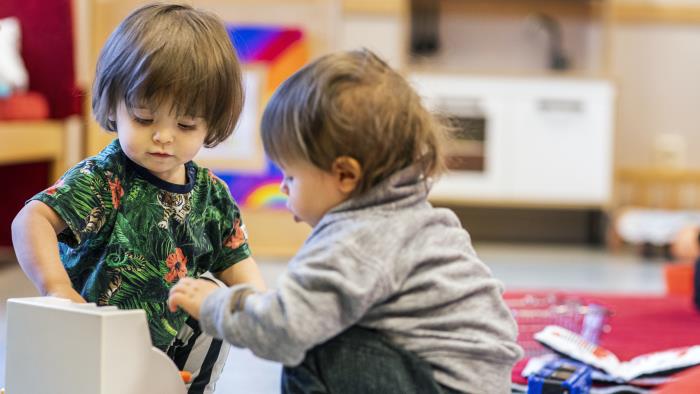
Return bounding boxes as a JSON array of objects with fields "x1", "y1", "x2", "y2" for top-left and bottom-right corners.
[{"x1": 438, "y1": 97, "x2": 488, "y2": 173}]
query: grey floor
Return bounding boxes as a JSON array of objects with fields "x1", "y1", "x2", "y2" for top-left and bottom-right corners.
[{"x1": 0, "y1": 243, "x2": 666, "y2": 392}]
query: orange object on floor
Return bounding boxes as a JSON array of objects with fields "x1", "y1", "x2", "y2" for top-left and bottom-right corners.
[
  {"x1": 655, "y1": 365, "x2": 700, "y2": 393},
  {"x1": 663, "y1": 262, "x2": 695, "y2": 296}
]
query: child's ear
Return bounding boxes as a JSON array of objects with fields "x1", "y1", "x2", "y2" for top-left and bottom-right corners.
[
  {"x1": 107, "y1": 110, "x2": 117, "y2": 130},
  {"x1": 331, "y1": 156, "x2": 362, "y2": 195}
]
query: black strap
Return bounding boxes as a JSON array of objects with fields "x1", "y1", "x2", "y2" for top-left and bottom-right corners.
[
  {"x1": 188, "y1": 338, "x2": 224, "y2": 394},
  {"x1": 170, "y1": 317, "x2": 201, "y2": 371}
]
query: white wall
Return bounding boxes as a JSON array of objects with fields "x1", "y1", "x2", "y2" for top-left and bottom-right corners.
[
  {"x1": 611, "y1": 23, "x2": 700, "y2": 168},
  {"x1": 433, "y1": 14, "x2": 604, "y2": 75}
]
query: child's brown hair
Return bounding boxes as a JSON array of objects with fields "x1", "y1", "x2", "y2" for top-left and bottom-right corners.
[
  {"x1": 261, "y1": 49, "x2": 445, "y2": 196},
  {"x1": 92, "y1": 3, "x2": 243, "y2": 147}
]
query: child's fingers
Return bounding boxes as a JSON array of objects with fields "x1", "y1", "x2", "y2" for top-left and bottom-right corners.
[
  {"x1": 168, "y1": 293, "x2": 192, "y2": 313},
  {"x1": 168, "y1": 278, "x2": 192, "y2": 298},
  {"x1": 167, "y1": 286, "x2": 189, "y2": 312},
  {"x1": 175, "y1": 277, "x2": 195, "y2": 288},
  {"x1": 167, "y1": 293, "x2": 181, "y2": 312}
]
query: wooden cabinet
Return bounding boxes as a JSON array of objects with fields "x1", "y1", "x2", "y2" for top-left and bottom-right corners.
[{"x1": 0, "y1": 121, "x2": 69, "y2": 182}]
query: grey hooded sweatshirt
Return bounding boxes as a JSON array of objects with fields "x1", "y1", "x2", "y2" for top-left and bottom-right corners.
[{"x1": 200, "y1": 164, "x2": 523, "y2": 393}]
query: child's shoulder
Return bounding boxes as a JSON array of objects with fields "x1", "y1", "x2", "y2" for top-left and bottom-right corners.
[
  {"x1": 190, "y1": 161, "x2": 230, "y2": 191},
  {"x1": 330, "y1": 204, "x2": 464, "y2": 245},
  {"x1": 188, "y1": 161, "x2": 241, "y2": 210},
  {"x1": 64, "y1": 140, "x2": 127, "y2": 180}
]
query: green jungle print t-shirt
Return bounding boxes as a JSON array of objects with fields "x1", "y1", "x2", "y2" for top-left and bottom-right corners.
[{"x1": 31, "y1": 140, "x2": 251, "y2": 349}]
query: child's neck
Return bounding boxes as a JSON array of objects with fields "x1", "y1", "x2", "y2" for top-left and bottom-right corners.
[{"x1": 150, "y1": 164, "x2": 187, "y2": 185}]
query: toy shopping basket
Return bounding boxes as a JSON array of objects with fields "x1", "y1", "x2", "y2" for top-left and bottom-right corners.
[{"x1": 506, "y1": 294, "x2": 609, "y2": 358}]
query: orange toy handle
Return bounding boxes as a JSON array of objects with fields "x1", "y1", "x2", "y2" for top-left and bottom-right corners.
[{"x1": 180, "y1": 370, "x2": 193, "y2": 384}]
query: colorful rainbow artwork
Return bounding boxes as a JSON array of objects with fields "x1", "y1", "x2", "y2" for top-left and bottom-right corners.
[
  {"x1": 213, "y1": 25, "x2": 308, "y2": 210},
  {"x1": 216, "y1": 160, "x2": 287, "y2": 210},
  {"x1": 244, "y1": 180, "x2": 287, "y2": 210}
]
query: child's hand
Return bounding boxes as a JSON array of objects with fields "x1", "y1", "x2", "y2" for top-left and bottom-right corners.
[
  {"x1": 47, "y1": 284, "x2": 87, "y2": 303},
  {"x1": 167, "y1": 277, "x2": 219, "y2": 320}
]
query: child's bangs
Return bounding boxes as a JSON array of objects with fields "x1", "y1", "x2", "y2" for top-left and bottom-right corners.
[
  {"x1": 123, "y1": 43, "x2": 216, "y2": 120},
  {"x1": 124, "y1": 73, "x2": 208, "y2": 120},
  {"x1": 261, "y1": 98, "x2": 308, "y2": 168}
]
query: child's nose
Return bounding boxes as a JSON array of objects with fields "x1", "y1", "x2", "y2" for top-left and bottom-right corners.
[
  {"x1": 153, "y1": 127, "x2": 174, "y2": 144},
  {"x1": 279, "y1": 180, "x2": 289, "y2": 195}
]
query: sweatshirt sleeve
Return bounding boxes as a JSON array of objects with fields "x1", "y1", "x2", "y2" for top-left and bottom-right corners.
[{"x1": 199, "y1": 245, "x2": 392, "y2": 366}]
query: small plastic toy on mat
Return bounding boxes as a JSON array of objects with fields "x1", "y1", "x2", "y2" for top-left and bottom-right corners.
[
  {"x1": 527, "y1": 358, "x2": 592, "y2": 394},
  {"x1": 507, "y1": 294, "x2": 608, "y2": 358}
]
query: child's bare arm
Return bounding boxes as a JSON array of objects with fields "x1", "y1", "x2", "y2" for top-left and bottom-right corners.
[
  {"x1": 11, "y1": 200, "x2": 86, "y2": 303},
  {"x1": 213, "y1": 256, "x2": 266, "y2": 291}
]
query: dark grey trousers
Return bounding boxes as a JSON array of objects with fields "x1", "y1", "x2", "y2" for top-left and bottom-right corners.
[{"x1": 282, "y1": 326, "x2": 464, "y2": 394}]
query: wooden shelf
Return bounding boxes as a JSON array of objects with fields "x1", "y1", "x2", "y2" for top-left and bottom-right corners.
[
  {"x1": 614, "y1": 167, "x2": 700, "y2": 210},
  {"x1": 342, "y1": 0, "x2": 406, "y2": 15},
  {"x1": 408, "y1": 62, "x2": 611, "y2": 80},
  {"x1": 441, "y1": 0, "x2": 605, "y2": 19},
  {"x1": 611, "y1": 3, "x2": 700, "y2": 24},
  {"x1": 429, "y1": 195, "x2": 607, "y2": 210},
  {"x1": 617, "y1": 167, "x2": 700, "y2": 181},
  {"x1": 0, "y1": 120, "x2": 66, "y2": 180}
]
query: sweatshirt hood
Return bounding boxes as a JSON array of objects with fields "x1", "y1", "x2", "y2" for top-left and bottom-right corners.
[{"x1": 327, "y1": 163, "x2": 433, "y2": 216}]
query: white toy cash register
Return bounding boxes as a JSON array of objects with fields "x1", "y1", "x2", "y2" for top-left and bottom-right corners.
[{"x1": 4, "y1": 297, "x2": 186, "y2": 394}]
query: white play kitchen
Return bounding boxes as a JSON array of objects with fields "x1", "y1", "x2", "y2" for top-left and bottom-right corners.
[{"x1": 411, "y1": 73, "x2": 614, "y2": 209}]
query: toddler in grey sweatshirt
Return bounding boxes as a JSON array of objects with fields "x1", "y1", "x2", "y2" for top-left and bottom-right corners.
[{"x1": 169, "y1": 49, "x2": 523, "y2": 394}]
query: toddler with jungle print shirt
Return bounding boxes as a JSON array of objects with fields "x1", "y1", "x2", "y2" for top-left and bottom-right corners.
[{"x1": 11, "y1": 3, "x2": 265, "y2": 393}]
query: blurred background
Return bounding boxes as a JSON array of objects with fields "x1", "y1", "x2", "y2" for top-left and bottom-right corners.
[
  {"x1": 2, "y1": 0, "x2": 700, "y2": 392},
  {"x1": 4, "y1": 0, "x2": 700, "y2": 256}
]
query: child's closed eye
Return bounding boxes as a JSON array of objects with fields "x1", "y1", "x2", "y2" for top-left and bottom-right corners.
[
  {"x1": 133, "y1": 116, "x2": 153, "y2": 125},
  {"x1": 178, "y1": 123, "x2": 197, "y2": 131}
]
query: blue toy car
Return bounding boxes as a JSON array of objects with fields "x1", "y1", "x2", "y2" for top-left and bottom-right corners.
[{"x1": 527, "y1": 358, "x2": 592, "y2": 394}]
